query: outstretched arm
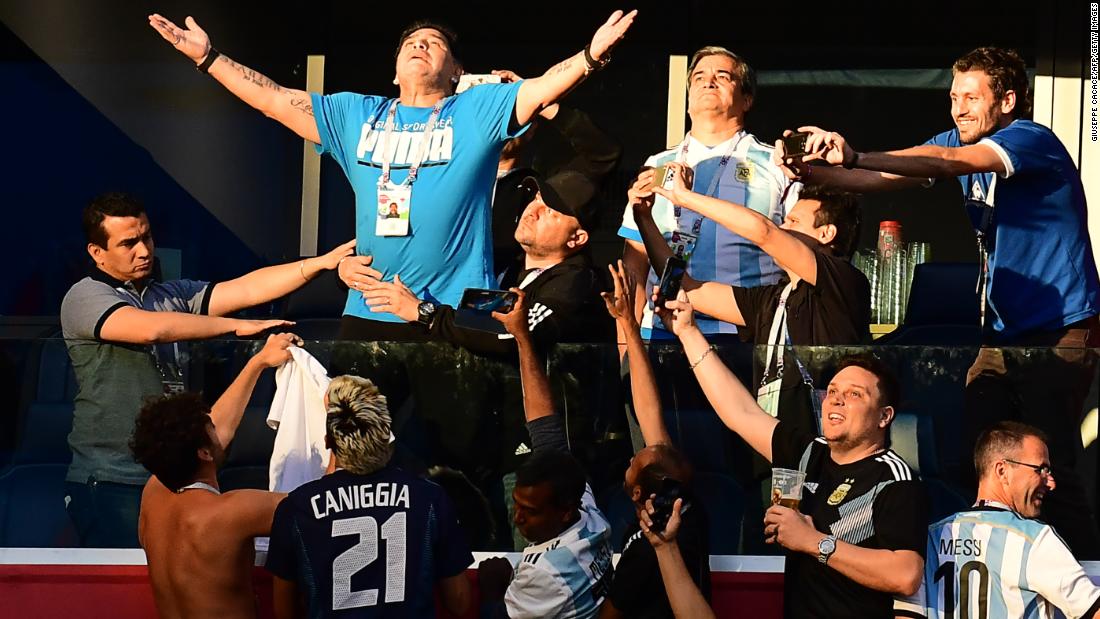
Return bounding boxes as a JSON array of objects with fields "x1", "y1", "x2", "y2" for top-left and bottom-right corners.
[
  {"x1": 657, "y1": 295, "x2": 777, "y2": 461},
  {"x1": 149, "y1": 14, "x2": 321, "y2": 143},
  {"x1": 655, "y1": 163, "x2": 820, "y2": 285},
  {"x1": 99, "y1": 307, "x2": 292, "y2": 345},
  {"x1": 602, "y1": 261, "x2": 670, "y2": 446},
  {"x1": 207, "y1": 240, "x2": 355, "y2": 316},
  {"x1": 209, "y1": 332, "x2": 301, "y2": 448},
  {"x1": 513, "y1": 10, "x2": 636, "y2": 126}
]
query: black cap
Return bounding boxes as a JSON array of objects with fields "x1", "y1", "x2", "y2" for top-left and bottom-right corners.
[{"x1": 520, "y1": 170, "x2": 597, "y2": 230}]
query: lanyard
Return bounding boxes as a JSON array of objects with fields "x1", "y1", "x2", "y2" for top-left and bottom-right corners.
[
  {"x1": 377, "y1": 98, "x2": 445, "y2": 186},
  {"x1": 974, "y1": 174, "x2": 999, "y2": 331},
  {"x1": 762, "y1": 282, "x2": 814, "y2": 386},
  {"x1": 176, "y1": 481, "x2": 221, "y2": 495},
  {"x1": 671, "y1": 131, "x2": 747, "y2": 223}
]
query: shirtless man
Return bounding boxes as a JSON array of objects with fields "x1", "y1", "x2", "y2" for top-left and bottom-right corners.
[{"x1": 129, "y1": 332, "x2": 301, "y2": 618}]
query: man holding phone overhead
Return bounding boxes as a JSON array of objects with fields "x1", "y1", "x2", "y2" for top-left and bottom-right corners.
[{"x1": 620, "y1": 46, "x2": 801, "y2": 345}]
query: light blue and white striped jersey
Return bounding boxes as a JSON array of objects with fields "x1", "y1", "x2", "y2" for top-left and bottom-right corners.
[
  {"x1": 505, "y1": 485, "x2": 614, "y2": 618},
  {"x1": 925, "y1": 506, "x2": 1100, "y2": 619},
  {"x1": 620, "y1": 132, "x2": 799, "y2": 339}
]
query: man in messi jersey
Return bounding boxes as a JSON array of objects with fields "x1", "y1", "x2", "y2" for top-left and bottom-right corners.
[
  {"x1": 150, "y1": 10, "x2": 636, "y2": 341},
  {"x1": 778, "y1": 46, "x2": 1100, "y2": 557},
  {"x1": 477, "y1": 288, "x2": 614, "y2": 618},
  {"x1": 264, "y1": 375, "x2": 473, "y2": 617},
  {"x1": 925, "y1": 421, "x2": 1100, "y2": 618}
]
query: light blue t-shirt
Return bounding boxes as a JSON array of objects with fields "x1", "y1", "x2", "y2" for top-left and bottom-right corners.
[
  {"x1": 312, "y1": 83, "x2": 524, "y2": 322},
  {"x1": 925, "y1": 120, "x2": 1099, "y2": 340}
]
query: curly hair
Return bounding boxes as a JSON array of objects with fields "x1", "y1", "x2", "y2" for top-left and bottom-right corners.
[
  {"x1": 325, "y1": 375, "x2": 393, "y2": 475},
  {"x1": 129, "y1": 392, "x2": 212, "y2": 492},
  {"x1": 953, "y1": 47, "x2": 1032, "y2": 118}
]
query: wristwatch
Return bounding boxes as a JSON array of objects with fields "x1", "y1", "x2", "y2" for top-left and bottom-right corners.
[
  {"x1": 817, "y1": 535, "x2": 837, "y2": 565},
  {"x1": 416, "y1": 301, "x2": 437, "y2": 328}
]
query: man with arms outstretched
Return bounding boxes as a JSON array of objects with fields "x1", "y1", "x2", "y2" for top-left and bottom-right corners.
[{"x1": 149, "y1": 10, "x2": 636, "y2": 340}]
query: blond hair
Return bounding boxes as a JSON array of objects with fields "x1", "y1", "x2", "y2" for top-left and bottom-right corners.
[{"x1": 325, "y1": 375, "x2": 393, "y2": 475}]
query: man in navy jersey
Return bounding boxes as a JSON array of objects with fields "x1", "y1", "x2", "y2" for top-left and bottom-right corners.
[
  {"x1": 779, "y1": 46, "x2": 1100, "y2": 557},
  {"x1": 264, "y1": 375, "x2": 472, "y2": 618}
]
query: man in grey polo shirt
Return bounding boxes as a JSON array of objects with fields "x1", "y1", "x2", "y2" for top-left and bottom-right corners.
[{"x1": 60, "y1": 192, "x2": 353, "y2": 547}]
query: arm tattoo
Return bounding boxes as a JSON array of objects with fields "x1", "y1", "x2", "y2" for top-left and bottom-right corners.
[
  {"x1": 224, "y1": 57, "x2": 285, "y2": 93},
  {"x1": 549, "y1": 56, "x2": 577, "y2": 76},
  {"x1": 290, "y1": 98, "x2": 314, "y2": 117}
]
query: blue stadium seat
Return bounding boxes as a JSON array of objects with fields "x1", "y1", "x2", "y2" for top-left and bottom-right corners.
[
  {"x1": 596, "y1": 482, "x2": 637, "y2": 552},
  {"x1": 877, "y1": 262, "x2": 981, "y2": 345},
  {"x1": 666, "y1": 408, "x2": 734, "y2": 473},
  {"x1": 0, "y1": 463, "x2": 78, "y2": 547},
  {"x1": 693, "y1": 472, "x2": 744, "y2": 554}
]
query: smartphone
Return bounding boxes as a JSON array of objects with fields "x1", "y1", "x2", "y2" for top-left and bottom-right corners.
[
  {"x1": 648, "y1": 477, "x2": 687, "y2": 534},
  {"x1": 455, "y1": 73, "x2": 502, "y2": 94},
  {"x1": 646, "y1": 164, "x2": 672, "y2": 191},
  {"x1": 459, "y1": 288, "x2": 518, "y2": 313},
  {"x1": 782, "y1": 131, "x2": 811, "y2": 160},
  {"x1": 655, "y1": 256, "x2": 687, "y2": 306}
]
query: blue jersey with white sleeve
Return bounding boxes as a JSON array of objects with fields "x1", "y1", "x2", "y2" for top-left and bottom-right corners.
[
  {"x1": 265, "y1": 466, "x2": 473, "y2": 618},
  {"x1": 925, "y1": 120, "x2": 1099, "y2": 340}
]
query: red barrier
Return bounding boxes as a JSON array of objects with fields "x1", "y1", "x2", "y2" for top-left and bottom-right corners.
[{"x1": 0, "y1": 551, "x2": 786, "y2": 618}]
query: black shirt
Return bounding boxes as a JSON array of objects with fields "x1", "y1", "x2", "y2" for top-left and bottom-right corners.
[
  {"x1": 771, "y1": 421, "x2": 928, "y2": 619},
  {"x1": 732, "y1": 244, "x2": 871, "y2": 440},
  {"x1": 607, "y1": 501, "x2": 711, "y2": 618}
]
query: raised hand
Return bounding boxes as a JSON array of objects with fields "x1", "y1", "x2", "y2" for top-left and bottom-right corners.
[
  {"x1": 797, "y1": 125, "x2": 854, "y2": 168},
  {"x1": 628, "y1": 167, "x2": 657, "y2": 215},
  {"x1": 651, "y1": 162, "x2": 694, "y2": 206},
  {"x1": 588, "y1": 9, "x2": 638, "y2": 62},
  {"x1": 601, "y1": 260, "x2": 638, "y2": 329},
  {"x1": 253, "y1": 332, "x2": 304, "y2": 368},
  {"x1": 233, "y1": 318, "x2": 295, "y2": 337},
  {"x1": 339, "y1": 254, "x2": 383, "y2": 292},
  {"x1": 148, "y1": 14, "x2": 211, "y2": 64},
  {"x1": 653, "y1": 289, "x2": 697, "y2": 338},
  {"x1": 491, "y1": 288, "x2": 530, "y2": 340},
  {"x1": 640, "y1": 496, "x2": 683, "y2": 548}
]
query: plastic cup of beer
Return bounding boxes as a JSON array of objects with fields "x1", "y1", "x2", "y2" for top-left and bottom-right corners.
[{"x1": 771, "y1": 468, "x2": 806, "y2": 510}]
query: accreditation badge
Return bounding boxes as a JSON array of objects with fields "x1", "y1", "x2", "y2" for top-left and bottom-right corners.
[
  {"x1": 756, "y1": 377, "x2": 782, "y2": 418},
  {"x1": 376, "y1": 182, "x2": 411, "y2": 237}
]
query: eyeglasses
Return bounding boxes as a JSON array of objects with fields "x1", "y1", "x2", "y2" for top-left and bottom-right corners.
[{"x1": 1004, "y1": 459, "x2": 1053, "y2": 478}]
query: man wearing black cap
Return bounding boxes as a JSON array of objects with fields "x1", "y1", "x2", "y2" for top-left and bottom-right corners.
[{"x1": 362, "y1": 169, "x2": 613, "y2": 356}]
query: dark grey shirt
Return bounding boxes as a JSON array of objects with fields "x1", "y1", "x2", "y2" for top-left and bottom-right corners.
[{"x1": 60, "y1": 269, "x2": 211, "y2": 484}]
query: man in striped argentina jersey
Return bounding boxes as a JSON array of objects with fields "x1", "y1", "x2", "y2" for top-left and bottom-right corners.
[{"x1": 925, "y1": 422, "x2": 1100, "y2": 618}]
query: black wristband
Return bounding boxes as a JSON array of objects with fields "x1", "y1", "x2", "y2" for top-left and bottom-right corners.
[
  {"x1": 843, "y1": 151, "x2": 860, "y2": 170},
  {"x1": 583, "y1": 44, "x2": 609, "y2": 73},
  {"x1": 196, "y1": 48, "x2": 220, "y2": 74}
]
